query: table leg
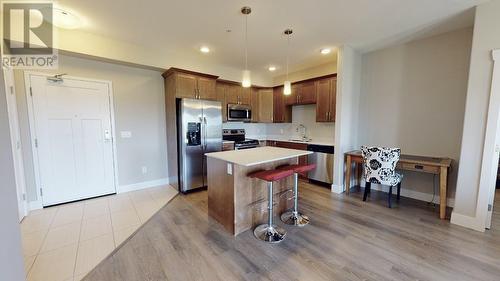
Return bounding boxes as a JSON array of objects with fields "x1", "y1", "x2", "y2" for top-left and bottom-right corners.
[
  {"x1": 356, "y1": 163, "x2": 362, "y2": 187},
  {"x1": 345, "y1": 155, "x2": 352, "y2": 194},
  {"x1": 439, "y1": 167, "x2": 448, "y2": 219}
]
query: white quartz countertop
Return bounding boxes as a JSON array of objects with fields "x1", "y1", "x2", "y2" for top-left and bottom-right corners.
[
  {"x1": 247, "y1": 135, "x2": 335, "y2": 147},
  {"x1": 205, "y1": 146, "x2": 312, "y2": 167}
]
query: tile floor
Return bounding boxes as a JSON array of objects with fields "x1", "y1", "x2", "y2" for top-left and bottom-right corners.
[{"x1": 20, "y1": 185, "x2": 178, "y2": 281}]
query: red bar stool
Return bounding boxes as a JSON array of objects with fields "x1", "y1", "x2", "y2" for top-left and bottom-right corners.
[
  {"x1": 248, "y1": 168, "x2": 294, "y2": 243},
  {"x1": 278, "y1": 164, "x2": 316, "y2": 226}
]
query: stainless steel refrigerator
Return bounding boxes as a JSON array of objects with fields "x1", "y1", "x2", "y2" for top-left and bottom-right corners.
[{"x1": 177, "y1": 98, "x2": 222, "y2": 193}]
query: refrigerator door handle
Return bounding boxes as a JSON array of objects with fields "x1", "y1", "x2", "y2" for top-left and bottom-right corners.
[{"x1": 203, "y1": 116, "x2": 207, "y2": 150}]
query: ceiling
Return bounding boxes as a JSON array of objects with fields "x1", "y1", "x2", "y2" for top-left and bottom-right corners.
[{"x1": 55, "y1": 0, "x2": 485, "y2": 76}]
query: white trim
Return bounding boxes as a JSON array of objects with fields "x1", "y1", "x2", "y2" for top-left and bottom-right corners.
[
  {"x1": 366, "y1": 184, "x2": 455, "y2": 207},
  {"x1": 23, "y1": 71, "x2": 119, "y2": 207},
  {"x1": 331, "y1": 184, "x2": 344, "y2": 194},
  {"x1": 3, "y1": 67, "x2": 29, "y2": 220},
  {"x1": 450, "y1": 212, "x2": 486, "y2": 232},
  {"x1": 28, "y1": 200, "x2": 43, "y2": 211},
  {"x1": 451, "y1": 48, "x2": 500, "y2": 231},
  {"x1": 118, "y1": 178, "x2": 169, "y2": 193}
]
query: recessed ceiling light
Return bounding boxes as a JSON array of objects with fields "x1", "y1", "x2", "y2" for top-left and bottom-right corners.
[
  {"x1": 200, "y1": 46, "x2": 210, "y2": 53},
  {"x1": 320, "y1": 48, "x2": 331, "y2": 55},
  {"x1": 268, "y1": 66, "x2": 276, "y2": 71},
  {"x1": 52, "y1": 8, "x2": 81, "y2": 29}
]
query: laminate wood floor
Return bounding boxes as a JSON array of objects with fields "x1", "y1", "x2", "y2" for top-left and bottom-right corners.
[{"x1": 84, "y1": 183, "x2": 500, "y2": 281}]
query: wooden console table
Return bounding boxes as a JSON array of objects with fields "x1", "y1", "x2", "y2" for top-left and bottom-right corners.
[{"x1": 345, "y1": 150, "x2": 452, "y2": 219}]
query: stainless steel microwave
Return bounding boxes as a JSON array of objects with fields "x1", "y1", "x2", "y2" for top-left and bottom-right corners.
[{"x1": 227, "y1": 104, "x2": 252, "y2": 122}]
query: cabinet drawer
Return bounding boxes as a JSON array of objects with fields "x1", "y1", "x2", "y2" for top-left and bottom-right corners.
[{"x1": 399, "y1": 163, "x2": 439, "y2": 174}]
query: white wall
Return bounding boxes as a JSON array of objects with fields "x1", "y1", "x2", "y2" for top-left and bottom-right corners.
[
  {"x1": 14, "y1": 54, "x2": 168, "y2": 204},
  {"x1": 0, "y1": 71, "x2": 25, "y2": 281},
  {"x1": 333, "y1": 45, "x2": 362, "y2": 193},
  {"x1": 358, "y1": 28, "x2": 472, "y2": 203},
  {"x1": 452, "y1": 1, "x2": 500, "y2": 230}
]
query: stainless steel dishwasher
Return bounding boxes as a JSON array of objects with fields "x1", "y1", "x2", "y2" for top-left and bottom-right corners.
[{"x1": 307, "y1": 144, "x2": 335, "y2": 184}]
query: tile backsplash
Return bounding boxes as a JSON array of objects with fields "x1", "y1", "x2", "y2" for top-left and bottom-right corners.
[{"x1": 222, "y1": 104, "x2": 335, "y2": 142}]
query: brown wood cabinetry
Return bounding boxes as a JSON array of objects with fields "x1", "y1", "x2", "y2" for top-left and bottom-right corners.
[
  {"x1": 284, "y1": 81, "x2": 317, "y2": 106},
  {"x1": 273, "y1": 87, "x2": 292, "y2": 123},
  {"x1": 216, "y1": 83, "x2": 227, "y2": 122},
  {"x1": 258, "y1": 89, "x2": 274, "y2": 123},
  {"x1": 164, "y1": 69, "x2": 217, "y2": 101},
  {"x1": 223, "y1": 83, "x2": 251, "y2": 106},
  {"x1": 316, "y1": 77, "x2": 336, "y2": 122},
  {"x1": 250, "y1": 88, "x2": 259, "y2": 123},
  {"x1": 270, "y1": 141, "x2": 309, "y2": 179}
]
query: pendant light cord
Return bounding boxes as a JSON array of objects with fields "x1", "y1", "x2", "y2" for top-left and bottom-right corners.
[
  {"x1": 245, "y1": 15, "x2": 248, "y2": 70},
  {"x1": 286, "y1": 33, "x2": 290, "y2": 80}
]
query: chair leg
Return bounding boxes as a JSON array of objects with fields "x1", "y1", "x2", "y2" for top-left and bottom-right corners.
[
  {"x1": 388, "y1": 186, "x2": 393, "y2": 208},
  {"x1": 363, "y1": 182, "x2": 371, "y2": 201},
  {"x1": 397, "y1": 183, "x2": 401, "y2": 200}
]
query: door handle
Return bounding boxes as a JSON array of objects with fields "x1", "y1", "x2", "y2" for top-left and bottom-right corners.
[{"x1": 203, "y1": 117, "x2": 207, "y2": 150}]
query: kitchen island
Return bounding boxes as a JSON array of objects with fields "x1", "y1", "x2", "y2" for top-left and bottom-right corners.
[{"x1": 205, "y1": 146, "x2": 312, "y2": 235}]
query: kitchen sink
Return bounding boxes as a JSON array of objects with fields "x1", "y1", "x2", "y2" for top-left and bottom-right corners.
[{"x1": 288, "y1": 138, "x2": 312, "y2": 142}]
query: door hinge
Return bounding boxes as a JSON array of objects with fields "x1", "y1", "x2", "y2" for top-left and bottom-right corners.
[
  {"x1": 22, "y1": 193, "x2": 26, "y2": 201},
  {"x1": 40, "y1": 188, "x2": 43, "y2": 196},
  {"x1": 488, "y1": 204, "x2": 492, "y2": 211},
  {"x1": 34, "y1": 138, "x2": 38, "y2": 148},
  {"x1": 30, "y1": 87, "x2": 34, "y2": 97},
  {"x1": 10, "y1": 86, "x2": 14, "y2": 95}
]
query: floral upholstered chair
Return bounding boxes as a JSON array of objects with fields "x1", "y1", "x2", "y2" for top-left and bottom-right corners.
[{"x1": 360, "y1": 146, "x2": 403, "y2": 208}]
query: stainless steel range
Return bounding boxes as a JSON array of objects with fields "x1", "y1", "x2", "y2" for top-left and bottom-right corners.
[{"x1": 222, "y1": 129, "x2": 260, "y2": 150}]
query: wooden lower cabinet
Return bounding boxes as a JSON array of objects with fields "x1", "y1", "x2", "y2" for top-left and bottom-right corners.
[{"x1": 272, "y1": 141, "x2": 309, "y2": 179}]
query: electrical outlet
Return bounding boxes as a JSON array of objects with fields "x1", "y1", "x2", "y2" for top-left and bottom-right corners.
[
  {"x1": 227, "y1": 163, "x2": 232, "y2": 175},
  {"x1": 141, "y1": 166, "x2": 148, "y2": 174},
  {"x1": 280, "y1": 129, "x2": 284, "y2": 134},
  {"x1": 120, "y1": 131, "x2": 132, "y2": 138}
]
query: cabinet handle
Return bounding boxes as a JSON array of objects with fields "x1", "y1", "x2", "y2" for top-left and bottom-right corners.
[{"x1": 326, "y1": 111, "x2": 328, "y2": 119}]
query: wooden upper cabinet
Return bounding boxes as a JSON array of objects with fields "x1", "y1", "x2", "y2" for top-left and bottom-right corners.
[
  {"x1": 240, "y1": 87, "x2": 252, "y2": 105},
  {"x1": 298, "y1": 81, "x2": 317, "y2": 104},
  {"x1": 224, "y1": 84, "x2": 240, "y2": 104},
  {"x1": 163, "y1": 68, "x2": 218, "y2": 101},
  {"x1": 216, "y1": 83, "x2": 227, "y2": 122},
  {"x1": 250, "y1": 88, "x2": 259, "y2": 122},
  {"x1": 316, "y1": 77, "x2": 336, "y2": 122},
  {"x1": 197, "y1": 77, "x2": 217, "y2": 100},
  {"x1": 284, "y1": 85, "x2": 299, "y2": 106},
  {"x1": 175, "y1": 73, "x2": 198, "y2": 99},
  {"x1": 273, "y1": 87, "x2": 291, "y2": 123},
  {"x1": 258, "y1": 89, "x2": 273, "y2": 123}
]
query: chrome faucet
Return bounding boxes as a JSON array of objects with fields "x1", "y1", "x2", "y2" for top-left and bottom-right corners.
[{"x1": 298, "y1": 124, "x2": 308, "y2": 140}]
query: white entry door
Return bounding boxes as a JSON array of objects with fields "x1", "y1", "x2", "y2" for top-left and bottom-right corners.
[{"x1": 28, "y1": 74, "x2": 116, "y2": 206}]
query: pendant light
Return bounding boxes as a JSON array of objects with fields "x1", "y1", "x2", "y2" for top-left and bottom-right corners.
[
  {"x1": 241, "y1": 6, "x2": 252, "y2": 88},
  {"x1": 283, "y1": 28, "x2": 293, "y2": 96}
]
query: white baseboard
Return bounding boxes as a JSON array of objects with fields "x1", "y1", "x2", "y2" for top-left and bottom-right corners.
[
  {"x1": 363, "y1": 184, "x2": 455, "y2": 207},
  {"x1": 450, "y1": 211, "x2": 485, "y2": 232},
  {"x1": 331, "y1": 184, "x2": 345, "y2": 194},
  {"x1": 118, "y1": 178, "x2": 169, "y2": 193},
  {"x1": 28, "y1": 200, "x2": 43, "y2": 211}
]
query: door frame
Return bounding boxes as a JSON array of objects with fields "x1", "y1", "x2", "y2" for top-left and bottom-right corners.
[
  {"x1": 3, "y1": 67, "x2": 28, "y2": 220},
  {"x1": 476, "y1": 49, "x2": 500, "y2": 229},
  {"x1": 24, "y1": 71, "x2": 119, "y2": 209}
]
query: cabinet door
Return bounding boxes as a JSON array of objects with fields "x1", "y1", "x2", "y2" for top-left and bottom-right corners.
[
  {"x1": 250, "y1": 88, "x2": 259, "y2": 122},
  {"x1": 198, "y1": 77, "x2": 217, "y2": 100},
  {"x1": 298, "y1": 81, "x2": 316, "y2": 104},
  {"x1": 329, "y1": 78, "x2": 337, "y2": 122},
  {"x1": 225, "y1": 84, "x2": 240, "y2": 104},
  {"x1": 216, "y1": 83, "x2": 227, "y2": 122},
  {"x1": 175, "y1": 73, "x2": 197, "y2": 99},
  {"x1": 240, "y1": 87, "x2": 252, "y2": 105},
  {"x1": 258, "y1": 89, "x2": 274, "y2": 123},
  {"x1": 284, "y1": 85, "x2": 298, "y2": 106},
  {"x1": 273, "y1": 87, "x2": 284, "y2": 122},
  {"x1": 316, "y1": 78, "x2": 331, "y2": 122}
]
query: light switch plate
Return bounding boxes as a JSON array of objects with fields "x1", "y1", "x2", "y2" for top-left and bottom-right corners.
[
  {"x1": 120, "y1": 131, "x2": 132, "y2": 138},
  {"x1": 227, "y1": 163, "x2": 232, "y2": 175}
]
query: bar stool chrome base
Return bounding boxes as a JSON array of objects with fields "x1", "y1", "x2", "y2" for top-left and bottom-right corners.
[
  {"x1": 281, "y1": 211, "x2": 310, "y2": 226},
  {"x1": 253, "y1": 224, "x2": 286, "y2": 243}
]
